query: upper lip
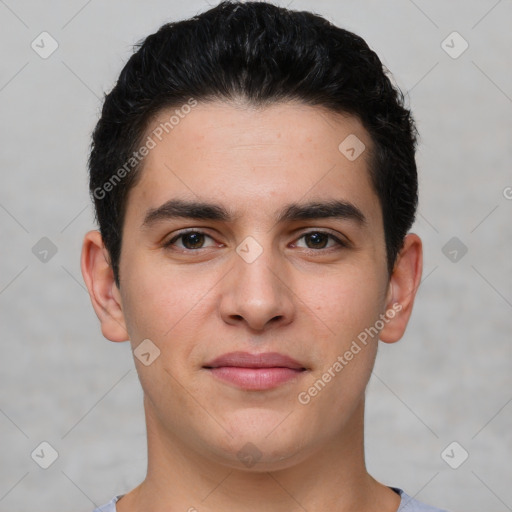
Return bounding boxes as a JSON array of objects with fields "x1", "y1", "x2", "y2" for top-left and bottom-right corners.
[{"x1": 203, "y1": 351, "x2": 306, "y2": 370}]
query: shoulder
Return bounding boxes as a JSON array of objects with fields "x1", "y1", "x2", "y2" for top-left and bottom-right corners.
[
  {"x1": 92, "y1": 495, "x2": 124, "y2": 512},
  {"x1": 395, "y1": 488, "x2": 450, "y2": 512}
]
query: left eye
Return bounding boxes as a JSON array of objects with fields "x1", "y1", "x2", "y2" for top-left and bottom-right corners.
[{"x1": 295, "y1": 231, "x2": 345, "y2": 250}]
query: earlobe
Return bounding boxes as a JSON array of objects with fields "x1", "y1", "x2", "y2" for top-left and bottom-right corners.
[
  {"x1": 379, "y1": 233, "x2": 423, "y2": 344},
  {"x1": 81, "y1": 230, "x2": 129, "y2": 342}
]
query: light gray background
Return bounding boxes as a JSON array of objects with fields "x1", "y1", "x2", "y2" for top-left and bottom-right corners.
[{"x1": 1, "y1": 1, "x2": 511, "y2": 511}]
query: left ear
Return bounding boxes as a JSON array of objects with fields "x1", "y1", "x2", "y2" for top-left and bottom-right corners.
[{"x1": 379, "y1": 233, "x2": 423, "y2": 344}]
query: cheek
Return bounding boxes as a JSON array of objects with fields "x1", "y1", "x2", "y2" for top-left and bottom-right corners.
[
  {"x1": 300, "y1": 265, "x2": 386, "y2": 343},
  {"x1": 293, "y1": 266, "x2": 385, "y2": 404},
  {"x1": 119, "y1": 251, "x2": 209, "y2": 343},
  {"x1": 119, "y1": 258, "x2": 213, "y2": 412},
  {"x1": 295, "y1": 275, "x2": 381, "y2": 421}
]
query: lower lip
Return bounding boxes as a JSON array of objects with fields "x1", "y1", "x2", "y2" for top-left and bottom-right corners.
[{"x1": 207, "y1": 367, "x2": 304, "y2": 390}]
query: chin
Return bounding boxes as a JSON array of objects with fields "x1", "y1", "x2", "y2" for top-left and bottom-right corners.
[
  {"x1": 209, "y1": 437, "x2": 310, "y2": 473},
  {"x1": 197, "y1": 414, "x2": 313, "y2": 472}
]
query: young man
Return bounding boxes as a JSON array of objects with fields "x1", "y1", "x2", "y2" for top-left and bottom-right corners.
[{"x1": 82, "y1": 2, "x2": 446, "y2": 511}]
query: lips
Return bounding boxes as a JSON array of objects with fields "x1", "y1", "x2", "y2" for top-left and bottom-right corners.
[
  {"x1": 203, "y1": 351, "x2": 307, "y2": 390},
  {"x1": 204, "y1": 351, "x2": 305, "y2": 370}
]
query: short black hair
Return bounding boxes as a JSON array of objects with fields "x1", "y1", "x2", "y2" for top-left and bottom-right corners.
[{"x1": 89, "y1": 0, "x2": 418, "y2": 285}]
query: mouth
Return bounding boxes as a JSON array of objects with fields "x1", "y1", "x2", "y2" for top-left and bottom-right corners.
[{"x1": 203, "y1": 351, "x2": 308, "y2": 391}]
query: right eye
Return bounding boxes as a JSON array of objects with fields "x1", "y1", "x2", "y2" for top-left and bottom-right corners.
[{"x1": 163, "y1": 230, "x2": 217, "y2": 251}]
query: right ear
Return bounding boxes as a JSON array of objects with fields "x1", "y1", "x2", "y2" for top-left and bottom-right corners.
[{"x1": 81, "y1": 230, "x2": 129, "y2": 342}]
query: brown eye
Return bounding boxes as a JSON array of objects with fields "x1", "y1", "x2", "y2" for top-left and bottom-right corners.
[
  {"x1": 181, "y1": 232, "x2": 205, "y2": 249},
  {"x1": 295, "y1": 231, "x2": 346, "y2": 250},
  {"x1": 304, "y1": 232, "x2": 329, "y2": 249},
  {"x1": 165, "y1": 231, "x2": 216, "y2": 250}
]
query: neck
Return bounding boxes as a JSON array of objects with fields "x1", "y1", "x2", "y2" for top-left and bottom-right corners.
[{"x1": 117, "y1": 396, "x2": 399, "y2": 512}]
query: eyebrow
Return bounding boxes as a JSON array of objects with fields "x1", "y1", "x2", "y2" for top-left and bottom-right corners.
[{"x1": 142, "y1": 198, "x2": 366, "y2": 228}]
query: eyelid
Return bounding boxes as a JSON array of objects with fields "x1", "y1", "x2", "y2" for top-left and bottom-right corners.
[
  {"x1": 163, "y1": 228, "x2": 350, "y2": 251},
  {"x1": 293, "y1": 229, "x2": 350, "y2": 249},
  {"x1": 164, "y1": 228, "x2": 218, "y2": 249}
]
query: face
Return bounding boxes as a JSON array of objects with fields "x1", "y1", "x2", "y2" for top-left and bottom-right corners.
[{"x1": 110, "y1": 101, "x2": 397, "y2": 469}]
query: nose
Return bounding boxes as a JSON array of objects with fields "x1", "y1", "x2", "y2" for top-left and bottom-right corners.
[{"x1": 218, "y1": 241, "x2": 295, "y2": 332}]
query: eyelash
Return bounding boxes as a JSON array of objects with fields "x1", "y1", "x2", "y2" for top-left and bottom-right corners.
[{"x1": 164, "y1": 229, "x2": 348, "y2": 252}]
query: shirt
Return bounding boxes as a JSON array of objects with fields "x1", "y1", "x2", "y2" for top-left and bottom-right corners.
[{"x1": 92, "y1": 487, "x2": 449, "y2": 511}]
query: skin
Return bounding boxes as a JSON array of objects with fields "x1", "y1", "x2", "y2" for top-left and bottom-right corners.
[{"x1": 82, "y1": 101, "x2": 422, "y2": 512}]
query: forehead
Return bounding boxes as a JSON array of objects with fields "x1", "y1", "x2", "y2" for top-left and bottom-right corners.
[{"x1": 126, "y1": 101, "x2": 380, "y2": 228}]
